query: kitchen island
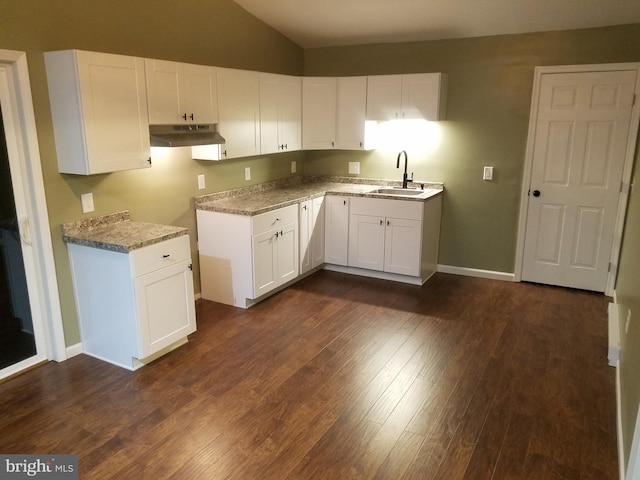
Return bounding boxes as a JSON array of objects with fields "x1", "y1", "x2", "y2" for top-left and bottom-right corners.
[{"x1": 62, "y1": 211, "x2": 196, "y2": 370}]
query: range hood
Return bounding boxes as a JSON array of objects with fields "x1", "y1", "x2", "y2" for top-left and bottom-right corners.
[{"x1": 149, "y1": 124, "x2": 225, "y2": 147}]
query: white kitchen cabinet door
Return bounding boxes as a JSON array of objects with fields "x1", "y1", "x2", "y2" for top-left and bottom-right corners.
[
  {"x1": 300, "y1": 197, "x2": 325, "y2": 274},
  {"x1": 366, "y1": 75, "x2": 402, "y2": 120},
  {"x1": 276, "y1": 222, "x2": 299, "y2": 285},
  {"x1": 324, "y1": 196, "x2": 350, "y2": 266},
  {"x1": 302, "y1": 77, "x2": 337, "y2": 149},
  {"x1": 253, "y1": 230, "x2": 278, "y2": 298},
  {"x1": 299, "y1": 200, "x2": 312, "y2": 274},
  {"x1": 145, "y1": 60, "x2": 218, "y2": 125},
  {"x1": 310, "y1": 196, "x2": 325, "y2": 269},
  {"x1": 384, "y1": 218, "x2": 422, "y2": 276},
  {"x1": 401, "y1": 73, "x2": 447, "y2": 120},
  {"x1": 134, "y1": 259, "x2": 196, "y2": 358},
  {"x1": 217, "y1": 68, "x2": 261, "y2": 159},
  {"x1": 260, "y1": 73, "x2": 302, "y2": 154},
  {"x1": 336, "y1": 76, "x2": 368, "y2": 150},
  {"x1": 348, "y1": 214, "x2": 385, "y2": 271},
  {"x1": 366, "y1": 73, "x2": 447, "y2": 121},
  {"x1": 45, "y1": 49, "x2": 151, "y2": 175},
  {"x1": 278, "y1": 75, "x2": 302, "y2": 152}
]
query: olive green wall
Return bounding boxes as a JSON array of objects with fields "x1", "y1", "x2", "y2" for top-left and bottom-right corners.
[
  {"x1": 0, "y1": 0, "x2": 305, "y2": 345},
  {"x1": 304, "y1": 24, "x2": 640, "y2": 472},
  {"x1": 616, "y1": 140, "x2": 640, "y2": 467},
  {"x1": 303, "y1": 24, "x2": 640, "y2": 273}
]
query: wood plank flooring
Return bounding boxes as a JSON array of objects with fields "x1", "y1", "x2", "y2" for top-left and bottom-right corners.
[{"x1": 0, "y1": 271, "x2": 617, "y2": 479}]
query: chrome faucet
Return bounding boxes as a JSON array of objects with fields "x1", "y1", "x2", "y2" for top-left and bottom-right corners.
[{"x1": 396, "y1": 150, "x2": 413, "y2": 188}]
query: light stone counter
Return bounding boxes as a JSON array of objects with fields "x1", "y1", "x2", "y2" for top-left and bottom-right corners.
[
  {"x1": 62, "y1": 211, "x2": 188, "y2": 253},
  {"x1": 195, "y1": 176, "x2": 443, "y2": 216}
]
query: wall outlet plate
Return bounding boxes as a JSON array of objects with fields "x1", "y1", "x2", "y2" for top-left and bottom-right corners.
[
  {"x1": 245, "y1": 167, "x2": 251, "y2": 181},
  {"x1": 197, "y1": 174, "x2": 205, "y2": 190},
  {"x1": 348, "y1": 162, "x2": 360, "y2": 174},
  {"x1": 81, "y1": 193, "x2": 94, "y2": 213},
  {"x1": 291, "y1": 160, "x2": 297, "y2": 173}
]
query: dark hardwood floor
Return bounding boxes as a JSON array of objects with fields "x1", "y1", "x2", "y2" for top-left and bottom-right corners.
[{"x1": 0, "y1": 271, "x2": 617, "y2": 479}]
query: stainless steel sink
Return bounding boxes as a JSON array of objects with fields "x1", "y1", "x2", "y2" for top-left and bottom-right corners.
[
  {"x1": 372, "y1": 187, "x2": 427, "y2": 196},
  {"x1": 367, "y1": 187, "x2": 439, "y2": 199}
]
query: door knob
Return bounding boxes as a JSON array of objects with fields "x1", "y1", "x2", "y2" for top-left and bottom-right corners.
[{"x1": 532, "y1": 190, "x2": 541, "y2": 197}]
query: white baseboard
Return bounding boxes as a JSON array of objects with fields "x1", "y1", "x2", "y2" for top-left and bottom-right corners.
[
  {"x1": 617, "y1": 360, "x2": 626, "y2": 480},
  {"x1": 65, "y1": 342, "x2": 83, "y2": 359},
  {"x1": 437, "y1": 264, "x2": 515, "y2": 282},
  {"x1": 609, "y1": 302, "x2": 621, "y2": 366}
]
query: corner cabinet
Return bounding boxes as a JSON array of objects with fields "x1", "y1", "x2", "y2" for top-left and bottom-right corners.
[
  {"x1": 302, "y1": 76, "x2": 368, "y2": 150},
  {"x1": 67, "y1": 235, "x2": 196, "y2": 370},
  {"x1": 366, "y1": 73, "x2": 447, "y2": 121},
  {"x1": 44, "y1": 49, "x2": 151, "y2": 175}
]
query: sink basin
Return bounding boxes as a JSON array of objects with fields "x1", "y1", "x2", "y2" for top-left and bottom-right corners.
[
  {"x1": 367, "y1": 187, "x2": 439, "y2": 199},
  {"x1": 372, "y1": 187, "x2": 427, "y2": 196}
]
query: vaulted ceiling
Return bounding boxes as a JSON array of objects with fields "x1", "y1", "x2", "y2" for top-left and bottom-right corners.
[{"x1": 234, "y1": 0, "x2": 640, "y2": 48}]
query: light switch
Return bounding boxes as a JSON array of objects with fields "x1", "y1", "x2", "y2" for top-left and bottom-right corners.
[
  {"x1": 483, "y1": 166, "x2": 494, "y2": 181},
  {"x1": 81, "y1": 193, "x2": 94, "y2": 213},
  {"x1": 197, "y1": 174, "x2": 205, "y2": 190}
]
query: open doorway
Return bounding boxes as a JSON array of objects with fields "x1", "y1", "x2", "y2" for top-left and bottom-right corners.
[{"x1": 0, "y1": 106, "x2": 37, "y2": 369}]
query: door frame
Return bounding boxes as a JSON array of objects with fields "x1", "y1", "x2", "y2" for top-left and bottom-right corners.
[
  {"x1": 514, "y1": 63, "x2": 640, "y2": 296},
  {"x1": 0, "y1": 49, "x2": 66, "y2": 369}
]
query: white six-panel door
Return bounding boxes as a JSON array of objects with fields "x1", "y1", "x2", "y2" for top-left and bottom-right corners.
[{"x1": 521, "y1": 69, "x2": 637, "y2": 291}]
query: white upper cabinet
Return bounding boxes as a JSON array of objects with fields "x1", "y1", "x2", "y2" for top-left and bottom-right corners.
[
  {"x1": 145, "y1": 59, "x2": 218, "y2": 125},
  {"x1": 336, "y1": 76, "x2": 368, "y2": 150},
  {"x1": 302, "y1": 77, "x2": 337, "y2": 150},
  {"x1": 259, "y1": 73, "x2": 302, "y2": 154},
  {"x1": 44, "y1": 49, "x2": 151, "y2": 175},
  {"x1": 366, "y1": 73, "x2": 447, "y2": 121},
  {"x1": 302, "y1": 76, "x2": 368, "y2": 150},
  {"x1": 216, "y1": 67, "x2": 261, "y2": 159}
]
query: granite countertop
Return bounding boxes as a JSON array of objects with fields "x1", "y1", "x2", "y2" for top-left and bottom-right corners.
[
  {"x1": 62, "y1": 211, "x2": 188, "y2": 253},
  {"x1": 195, "y1": 176, "x2": 444, "y2": 216}
]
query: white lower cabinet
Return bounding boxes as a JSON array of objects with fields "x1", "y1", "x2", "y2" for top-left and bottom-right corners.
[
  {"x1": 67, "y1": 235, "x2": 196, "y2": 370},
  {"x1": 197, "y1": 204, "x2": 299, "y2": 308},
  {"x1": 253, "y1": 207, "x2": 299, "y2": 298},
  {"x1": 346, "y1": 196, "x2": 442, "y2": 282},
  {"x1": 324, "y1": 195, "x2": 350, "y2": 266},
  {"x1": 300, "y1": 197, "x2": 325, "y2": 274}
]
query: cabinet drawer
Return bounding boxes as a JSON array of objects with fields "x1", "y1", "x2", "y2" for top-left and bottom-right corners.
[
  {"x1": 252, "y1": 205, "x2": 298, "y2": 235},
  {"x1": 130, "y1": 235, "x2": 191, "y2": 277}
]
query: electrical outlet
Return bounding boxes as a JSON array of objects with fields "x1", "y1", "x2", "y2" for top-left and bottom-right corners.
[
  {"x1": 291, "y1": 160, "x2": 297, "y2": 173},
  {"x1": 81, "y1": 193, "x2": 94, "y2": 213},
  {"x1": 483, "y1": 166, "x2": 494, "y2": 181},
  {"x1": 245, "y1": 167, "x2": 251, "y2": 181},
  {"x1": 348, "y1": 162, "x2": 360, "y2": 174},
  {"x1": 197, "y1": 174, "x2": 205, "y2": 190}
]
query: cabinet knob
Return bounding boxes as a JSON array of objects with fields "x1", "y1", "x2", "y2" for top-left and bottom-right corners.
[
  {"x1": 379, "y1": 220, "x2": 383, "y2": 226},
  {"x1": 532, "y1": 190, "x2": 541, "y2": 197}
]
